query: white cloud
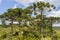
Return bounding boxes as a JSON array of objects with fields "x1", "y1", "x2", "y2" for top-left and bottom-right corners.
[
  {"x1": 13, "y1": 0, "x2": 60, "y2": 8},
  {"x1": 4, "y1": 0, "x2": 60, "y2": 8},
  {"x1": 47, "y1": 10, "x2": 60, "y2": 17},
  {"x1": 14, "y1": 0, "x2": 35, "y2": 8},
  {"x1": 13, "y1": 4, "x2": 17, "y2": 9},
  {"x1": 14, "y1": 0, "x2": 48, "y2": 8},
  {"x1": 45, "y1": 0, "x2": 60, "y2": 7}
]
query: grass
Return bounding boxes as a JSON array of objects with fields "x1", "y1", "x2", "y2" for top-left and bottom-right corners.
[
  {"x1": 53, "y1": 27, "x2": 60, "y2": 40},
  {"x1": 0, "y1": 25, "x2": 20, "y2": 40},
  {"x1": 0, "y1": 25, "x2": 60, "y2": 40}
]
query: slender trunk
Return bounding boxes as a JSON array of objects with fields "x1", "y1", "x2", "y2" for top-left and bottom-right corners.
[
  {"x1": 50, "y1": 19, "x2": 53, "y2": 40},
  {"x1": 40, "y1": 11, "x2": 45, "y2": 40},
  {"x1": 41, "y1": 11, "x2": 43, "y2": 40},
  {"x1": 10, "y1": 18, "x2": 13, "y2": 40},
  {"x1": 4, "y1": 21, "x2": 6, "y2": 27},
  {"x1": 19, "y1": 22, "x2": 21, "y2": 40}
]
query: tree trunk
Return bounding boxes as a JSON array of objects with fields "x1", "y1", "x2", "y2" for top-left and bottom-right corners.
[
  {"x1": 19, "y1": 22, "x2": 22, "y2": 40},
  {"x1": 40, "y1": 11, "x2": 45, "y2": 40},
  {"x1": 50, "y1": 19, "x2": 53, "y2": 40},
  {"x1": 10, "y1": 18, "x2": 13, "y2": 40}
]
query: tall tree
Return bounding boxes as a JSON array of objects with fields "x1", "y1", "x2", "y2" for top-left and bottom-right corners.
[
  {"x1": 7, "y1": 8, "x2": 16, "y2": 40},
  {"x1": 30, "y1": 1, "x2": 55, "y2": 40},
  {"x1": 14, "y1": 8, "x2": 23, "y2": 40}
]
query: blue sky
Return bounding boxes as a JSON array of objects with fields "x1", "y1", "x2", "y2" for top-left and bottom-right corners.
[
  {"x1": 0, "y1": 0, "x2": 25, "y2": 14},
  {"x1": 0, "y1": 0, "x2": 60, "y2": 17}
]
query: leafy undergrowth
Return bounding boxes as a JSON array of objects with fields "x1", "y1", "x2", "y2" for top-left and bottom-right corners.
[
  {"x1": 53, "y1": 27, "x2": 60, "y2": 40},
  {"x1": 0, "y1": 25, "x2": 41, "y2": 40},
  {"x1": 0, "y1": 26, "x2": 60, "y2": 40}
]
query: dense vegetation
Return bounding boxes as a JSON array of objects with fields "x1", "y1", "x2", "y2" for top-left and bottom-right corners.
[{"x1": 0, "y1": 1, "x2": 60, "y2": 40}]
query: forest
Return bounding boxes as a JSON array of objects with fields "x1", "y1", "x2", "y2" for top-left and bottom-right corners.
[{"x1": 0, "y1": 1, "x2": 60, "y2": 40}]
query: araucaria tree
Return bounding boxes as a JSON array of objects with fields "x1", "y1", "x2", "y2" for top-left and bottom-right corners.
[{"x1": 28, "y1": 1, "x2": 55, "y2": 40}]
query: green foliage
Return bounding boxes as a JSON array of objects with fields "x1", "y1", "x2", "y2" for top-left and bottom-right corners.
[
  {"x1": 0, "y1": 1, "x2": 59, "y2": 40},
  {"x1": 17, "y1": 18, "x2": 22, "y2": 22}
]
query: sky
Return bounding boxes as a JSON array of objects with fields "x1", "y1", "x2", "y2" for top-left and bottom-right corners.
[{"x1": 0, "y1": 0, "x2": 60, "y2": 17}]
